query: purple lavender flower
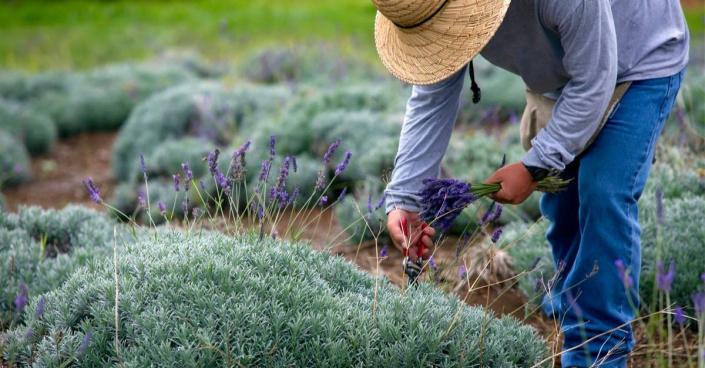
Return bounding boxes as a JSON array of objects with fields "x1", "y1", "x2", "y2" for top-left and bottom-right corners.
[
  {"x1": 78, "y1": 330, "x2": 93, "y2": 355},
  {"x1": 24, "y1": 328, "x2": 33, "y2": 340},
  {"x1": 181, "y1": 200, "x2": 187, "y2": 214},
  {"x1": 656, "y1": 187, "x2": 663, "y2": 225},
  {"x1": 288, "y1": 186, "x2": 300, "y2": 206},
  {"x1": 269, "y1": 135, "x2": 276, "y2": 157},
  {"x1": 140, "y1": 154, "x2": 147, "y2": 176},
  {"x1": 272, "y1": 230, "x2": 279, "y2": 240},
  {"x1": 257, "y1": 205, "x2": 264, "y2": 219},
  {"x1": 14, "y1": 281, "x2": 28, "y2": 313},
  {"x1": 173, "y1": 174, "x2": 180, "y2": 192},
  {"x1": 230, "y1": 140, "x2": 251, "y2": 183},
  {"x1": 207, "y1": 148, "x2": 220, "y2": 175},
  {"x1": 157, "y1": 202, "x2": 166, "y2": 216},
  {"x1": 182, "y1": 163, "x2": 193, "y2": 192},
  {"x1": 320, "y1": 196, "x2": 328, "y2": 206},
  {"x1": 428, "y1": 256, "x2": 438, "y2": 272},
  {"x1": 34, "y1": 295, "x2": 45, "y2": 320},
  {"x1": 137, "y1": 195, "x2": 146, "y2": 210},
  {"x1": 656, "y1": 262, "x2": 675, "y2": 293},
  {"x1": 380, "y1": 245, "x2": 388, "y2": 258},
  {"x1": 259, "y1": 160, "x2": 271, "y2": 182},
  {"x1": 529, "y1": 257, "x2": 541, "y2": 272},
  {"x1": 692, "y1": 291, "x2": 705, "y2": 317},
  {"x1": 323, "y1": 138, "x2": 342, "y2": 165},
  {"x1": 615, "y1": 259, "x2": 634, "y2": 288},
  {"x1": 491, "y1": 227, "x2": 503, "y2": 243},
  {"x1": 418, "y1": 178, "x2": 476, "y2": 233},
  {"x1": 374, "y1": 193, "x2": 387, "y2": 211},
  {"x1": 335, "y1": 151, "x2": 352, "y2": 176},
  {"x1": 82, "y1": 178, "x2": 103, "y2": 204},
  {"x1": 314, "y1": 169, "x2": 326, "y2": 192},
  {"x1": 336, "y1": 186, "x2": 348, "y2": 204},
  {"x1": 534, "y1": 277, "x2": 544, "y2": 292},
  {"x1": 215, "y1": 169, "x2": 227, "y2": 188},
  {"x1": 456, "y1": 233, "x2": 469, "y2": 258},
  {"x1": 272, "y1": 157, "x2": 291, "y2": 201},
  {"x1": 292, "y1": 156, "x2": 298, "y2": 173},
  {"x1": 460, "y1": 265, "x2": 467, "y2": 279},
  {"x1": 366, "y1": 194, "x2": 373, "y2": 213},
  {"x1": 674, "y1": 306, "x2": 686, "y2": 324},
  {"x1": 480, "y1": 202, "x2": 496, "y2": 225}
]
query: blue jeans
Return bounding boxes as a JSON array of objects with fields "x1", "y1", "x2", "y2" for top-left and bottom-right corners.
[{"x1": 539, "y1": 69, "x2": 684, "y2": 368}]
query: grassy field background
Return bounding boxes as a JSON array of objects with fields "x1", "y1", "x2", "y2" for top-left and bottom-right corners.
[
  {"x1": 0, "y1": 0, "x2": 701, "y2": 71},
  {"x1": 0, "y1": 0, "x2": 377, "y2": 70}
]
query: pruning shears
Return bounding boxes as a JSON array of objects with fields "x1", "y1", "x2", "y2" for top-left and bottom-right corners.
[{"x1": 400, "y1": 218, "x2": 430, "y2": 287}]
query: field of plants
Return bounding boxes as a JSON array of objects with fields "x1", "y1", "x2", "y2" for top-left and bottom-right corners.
[{"x1": 1, "y1": 1, "x2": 704, "y2": 367}]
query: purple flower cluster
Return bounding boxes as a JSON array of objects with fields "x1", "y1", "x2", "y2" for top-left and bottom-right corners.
[
  {"x1": 692, "y1": 291, "x2": 705, "y2": 317},
  {"x1": 78, "y1": 330, "x2": 93, "y2": 355},
  {"x1": 615, "y1": 259, "x2": 634, "y2": 288},
  {"x1": 528, "y1": 257, "x2": 541, "y2": 272},
  {"x1": 207, "y1": 148, "x2": 220, "y2": 175},
  {"x1": 15, "y1": 281, "x2": 28, "y2": 313},
  {"x1": 380, "y1": 245, "x2": 388, "y2": 258},
  {"x1": 172, "y1": 174, "x2": 180, "y2": 192},
  {"x1": 140, "y1": 154, "x2": 147, "y2": 178},
  {"x1": 229, "y1": 140, "x2": 251, "y2": 183},
  {"x1": 137, "y1": 195, "x2": 146, "y2": 210},
  {"x1": 417, "y1": 178, "x2": 476, "y2": 233},
  {"x1": 292, "y1": 156, "x2": 298, "y2": 173},
  {"x1": 460, "y1": 264, "x2": 467, "y2": 279},
  {"x1": 270, "y1": 157, "x2": 291, "y2": 203},
  {"x1": 323, "y1": 138, "x2": 342, "y2": 165},
  {"x1": 82, "y1": 178, "x2": 102, "y2": 204},
  {"x1": 158, "y1": 202, "x2": 167, "y2": 216},
  {"x1": 428, "y1": 256, "x2": 438, "y2": 272},
  {"x1": 480, "y1": 203, "x2": 503, "y2": 225},
  {"x1": 336, "y1": 186, "x2": 348, "y2": 204},
  {"x1": 182, "y1": 162, "x2": 193, "y2": 192},
  {"x1": 259, "y1": 160, "x2": 271, "y2": 183},
  {"x1": 491, "y1": 227, "x2": 503, "y2": 244},
  {"x1": 335, "y1": 151, "x2": 352, "y2": 176},
  {"x1": 656, "y1": 262, "x2": 675, "y2": 293},
  {"x1": 34, "y1": 295, "x2": 45, "y2": 319},
  {"x1": 269, "y1": 135, "x2": 276, "y2": 157},
  {"x1": 674, "y1": 306, "x2": 686, "y2": 324}
]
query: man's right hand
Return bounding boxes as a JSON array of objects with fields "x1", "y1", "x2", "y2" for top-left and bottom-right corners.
[{"x1": 387, "y1": 209, "x2": 436, "y2": 262}]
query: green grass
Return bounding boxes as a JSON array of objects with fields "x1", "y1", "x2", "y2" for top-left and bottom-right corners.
[
  {"x1": 0, "y1": 1, "x2": 701, "y2": 71},
  {"x1": 0, "y1": 0, "x2": 378, "y2": 70}
]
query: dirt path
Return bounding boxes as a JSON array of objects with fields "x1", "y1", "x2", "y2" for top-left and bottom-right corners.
[{"x1": 2, "y1": 132, "x2": 117, "y2": 212}]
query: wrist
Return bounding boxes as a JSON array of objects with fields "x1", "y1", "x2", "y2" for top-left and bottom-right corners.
[{"x1": 522, "y1": 163, "x2": 550, "y2": 182}]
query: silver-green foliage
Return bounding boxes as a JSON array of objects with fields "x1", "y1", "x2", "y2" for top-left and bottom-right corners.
[
  {"x1": 502, "y1": 220, "x2": 553, "y2": 305},
  {"x1": 4, "y1": 231, "x2": 549, "y2": 367},
  {"x1": 0, "y1": 129, "x2": 32, "y2": 187},
  {"x1": 112, "y1": 81, "x2": 291, "y2": 181},
  {"x1": 0, "y1": 99, "x2": 57, "y2": 155},
  {"x1": 0, "y1": 205, "x2": 119, "y2": 327}
]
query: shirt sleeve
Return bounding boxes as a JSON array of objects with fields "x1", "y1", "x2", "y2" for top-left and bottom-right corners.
[
  {"x1": 523, "y1": 0, "x2": 618, "y2": 170},
  {"x1": 384, "y1": 65, "x2": 466, "y2": 214}
]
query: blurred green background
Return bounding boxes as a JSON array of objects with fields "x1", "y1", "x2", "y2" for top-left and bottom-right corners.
[{"x1": 1, "y1": 0, "x2": 699, "y2": 71}]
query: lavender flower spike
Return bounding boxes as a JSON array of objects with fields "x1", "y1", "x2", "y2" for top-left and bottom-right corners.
[
  {"x1": 77, "y1": 330, "x2": 93, "y2": 355},
  {"x1": 14, "y1": 281, "x2": 28, "y2": 313},
  {"x1": 674, "y1": 306, "x2": 686, "y2": 324},
  {"x1": 82, "y1": 178, "x2": 103, "y2": 204},
  {"x1": 292, "y1": 156, "x2": 298, "y2": 173},
  {"x1": 323, "y1": 138, "x2": 342, "y2": 165},
  {"x1": 157, "y1": 202, "x2": 167, "y2": 216},
  {"x1": 140, "y1": 154, "x2": 147, "y2": 176},
  {"x1": 269, "y1": 134, "x2": 276, "y2": 157},
  {"x1": 656, "y1": 262, "x2": 675, "y2": 293},
  {"x1": 34, "y1": 295, "x2": 45, "y2": 320},
  {"x1": 614, "y1": 259, "x2": 634, "y2": 288},
  {"x1": 207, "y1": 148, "x2": 220, "y2": 175},
  {"x1": 428, "y1": 256, "x2": 438, "y2": 271},
  {"x1": 460, "y1": 265, "x2": 467, "y2": 279},
  {"x1": 491, "y1": 227, "x2": 503, "y2": 243},
  {"x1": 692, "y1": 291, "x2": 705, "y2": 317},
  {"x1": 335, "y1": 151, "x2": 352, "y2": 176},
  {"x1": 380, "y1": 245, "x2": 388, "y2": 258},
  {"x1": 172, "y1": 174, "x2": 180, "y2": 192}
]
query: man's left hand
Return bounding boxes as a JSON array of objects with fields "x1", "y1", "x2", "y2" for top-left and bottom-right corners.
[{"x1": 485, "y1": 162, "x2": 538, "y2": 205}]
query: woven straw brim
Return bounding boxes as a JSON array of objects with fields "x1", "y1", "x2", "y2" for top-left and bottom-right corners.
[{"x1": 375, "y1": 0, "x2": 510, "y2": 86}]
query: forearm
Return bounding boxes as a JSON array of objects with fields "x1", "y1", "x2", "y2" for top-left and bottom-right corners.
[{"x1": 385, "y1": 65, "x2": 466, "y2": 213}]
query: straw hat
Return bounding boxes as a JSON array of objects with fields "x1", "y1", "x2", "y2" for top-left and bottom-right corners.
[{"x1": 373, "y1": 0, "x2": 511, "y2": 85}]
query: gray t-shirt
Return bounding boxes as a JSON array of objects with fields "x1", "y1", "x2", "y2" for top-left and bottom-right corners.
[{"x1": 385, "y1": 0, "x2": 689, "y2": 214}]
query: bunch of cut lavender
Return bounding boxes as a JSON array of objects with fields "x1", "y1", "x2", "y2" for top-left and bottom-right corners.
[
  {"x1": 418, "y1": 174, "x2": 568, "y2": 232},
  {"x1": 418, "y1": 178, "x2": 476, "y2": 233}
]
